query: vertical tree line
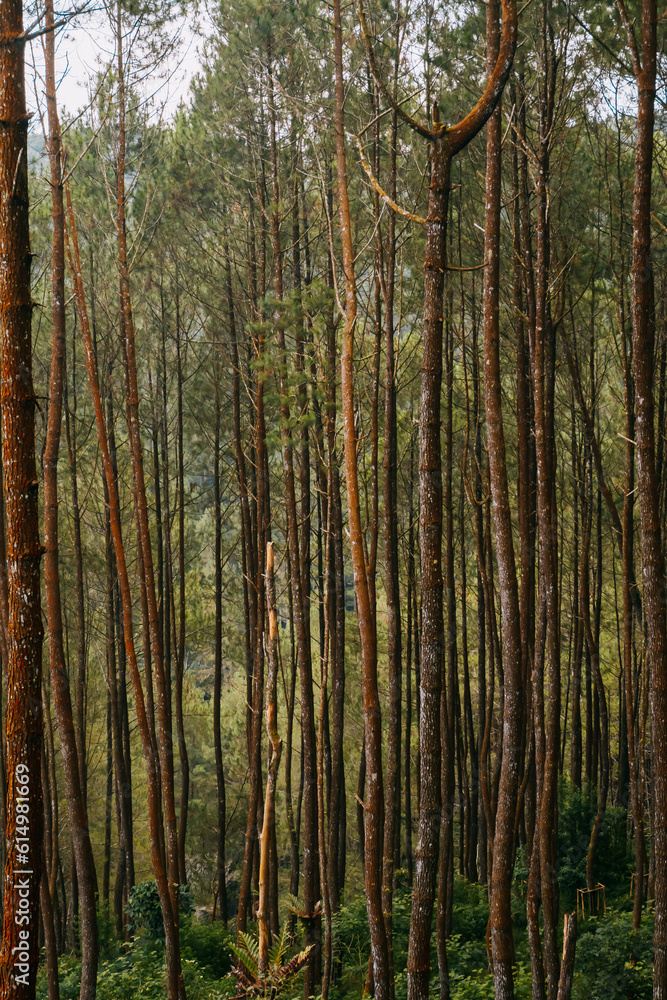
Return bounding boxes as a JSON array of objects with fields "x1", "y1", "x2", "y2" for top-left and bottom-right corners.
[{"x1": 1, "y1": 2, "x2": 666, "y2": 1000}]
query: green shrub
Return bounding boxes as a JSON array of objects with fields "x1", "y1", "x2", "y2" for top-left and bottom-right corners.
[
  {"x1": 180, "y1": 918, "x2": 233, "y2": 979},
  {"x1": 571, "y1": 909, "x2": 653, "y2": 1000},
  {"x1": 332, "y1": 874, "x2": 490, "y2": 1000},
  {"x1": 36, "y1": 955, "x2": 81, "y2": 1000},
  {"x1": 37, "y1": 945, "x2": 234, "y2": 1000},
  {"x1": 451, "y1": 877, "x2": 490, "y2": 943},
  {"x1": 557, "y1": 782, "x2": 632, "y2": 908},
  {"x1": 127, "y1": 881, "x2": 195, "y2": 941}
]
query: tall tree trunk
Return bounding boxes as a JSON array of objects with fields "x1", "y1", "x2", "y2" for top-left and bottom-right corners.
[
  {"x1": 531, "y1": 6, "x2": 560, "y2": 992},
  {"x1": 258, "y1": 543, "x2": 282, "y2": 978},
  {"x1": 623, "y1": 317, "x2": 645, "y2": 928},
  {"x1": 581, "y1": 484, "x2": 609, "y2": 907},
  {"x1": 353, "y1": 6, "x2": 519, "y2": 993},
  {"x1": 213, "y1": 390, "x2": 227, "y2": 924},
  {"x1": 382, "y1": 52, "x2": 401, "y2": 988},
  {"x1": 41, "y1": 7, "x2": 99, "y2": 995},
  {"x1": 114, "y1": 10, "x2": 182, "y2": 961},
  {"x1": 569, "y1": 403, "x2": 583, "y2": 788},
  {"x1": 175, "y1": 299, "x2": 190, "y2": 887},
  {"x1": 405, "y1": 425, "x2": 416, "y2": 882},
  {"x1": 334, "y1": 3, "x2": 390, "y2": 993},
  {"x1": 623, "y1": 1, "x2": 666, "y2": 990},
  {"x1": 0, "y1": 3, "x2": 45, "y2": 994},
  {"x1": 65, "y1": 182, "x2": 184, "y2": 1000},
  {"x1": 482, "y1": 4, "x2": 523, "y2": 995},
  {"x1": 65, "y1": 358, "x2": 87, "y2": 810},
  {"x1": 318, "y1": 491, "x2": 334, "y2": 1000},
  {"x1": 325, "y1": 172, "x2": 347, "y2": 910},
  {"x1": 237, "y1": 179, "x2": 269, "y2": 937},
  {"x1": 267, "y1": 46, "x2": 319, "y2": 987}
]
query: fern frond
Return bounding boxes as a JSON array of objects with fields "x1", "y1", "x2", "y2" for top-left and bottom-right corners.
[
  {"x1": 268, "y1": 925, "x2": 288, "y2": 968},
  {"x1": 230, "y1": 964, "x2": 255, "y2": 990},
  {"x1": 273, "y1": 944, "x2": 314, "y2": 986},
  {"x1": 228, "y1": 940, "x2": 258, "y2": 981},
  {"x1": 240, "y1": 930, "x2": 260, "y2": 964}
]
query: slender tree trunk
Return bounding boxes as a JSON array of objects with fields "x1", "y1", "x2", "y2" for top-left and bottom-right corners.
[
  {"x1": 42, "y1": 7, "x2": 98, "y2": 994},
  {"x1": 238, "y1": 180, "x2": 269, "y2": 935},
  {"x1": 318, "y1": 489, "x2": 334, "y2": 1000},
  {"x1": 408, "y1": 124, "x2": 450, "y2": 1000},
  {"x1": 325, "y1": 184, "x2": 347, "y2": 910},
  {"x1": 258, "y1": 543, "x2": 282, "y2": 978},
  {"x1": 569, "y1": 404, "x2": 583, "y2": 788},
  {"x1": 334, "y1": 4, "x2": 390, "y2": 993},
  {"x1": 114, "y1": 14, "x2": 182, "y2": 967},
  {"x1": 581, "y1": 486, "x2": 609, "y2": 906},
  {"x1": 556, "y1": 914, "x2": 577, "y2": 1000},
  {"x1": 382, "y1": 58, "x2": 401, "y2": 992},
  {"x1": 40, "y1": 867, "x2": 59, "y2": 1000},
  {"x1": 175, "y1": 301, "x2": 190, "y2": 887},
  {"x1": 65, "y1": 361, "x2": 87, "y2": 810},
  {"x1": 623, "y1": 327, "x2": 645, "y2": 928},
  {"x1": 483, "y1": 6, "x2": 523, "y2": 994},
  {"x1": 267, "y1": 48, "x2": 319, "y2": 986},
  {"x1": 405, "y1": 426, "x2": 416, "y2": 882},
  {"x1": 213, "y1": 391, "x2": 227, "y2": 925},
  {"x1": 531, "y1": 7, "x2": 560, "y2": 992},
  {"x1": 65, "y1": 181, "x2": 184, "y2": 1000}
]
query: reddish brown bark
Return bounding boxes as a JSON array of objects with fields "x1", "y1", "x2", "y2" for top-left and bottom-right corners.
[
  {"x1": 621, "y1": 0, "x2": 667, "y2": 988},
  {"x1": 41, "y1": 5, "x2": 99, "y2": 994},
  {"x1": 113, "y1": 7, "x2": 181, "y2": 957},
  {"x1": 482, "y1": 4, "x2": 523, "y2": 997},
  {"x1": 0, "y1": 5, "x2": 45, "y2": 995},
  {"x1": 213, "y1": 390, "x2": 227, "y2": 925},
  {"x1": 64, "y1": 183, "x2": 184, "y2": 1000},
  {"x1": 267, "y1": 46, "x2": 319, "y2": 985},
  {"x1": 334, "y1": 2, "x2": 390, "y2": 993},
  {"x1": 382, "y1": 85, "x2": 401, "y2": 989}
]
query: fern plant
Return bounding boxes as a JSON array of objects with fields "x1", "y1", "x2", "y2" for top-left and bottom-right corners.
[{"x1": 228, "y1": 926, "x2": 313, "y2": 999}]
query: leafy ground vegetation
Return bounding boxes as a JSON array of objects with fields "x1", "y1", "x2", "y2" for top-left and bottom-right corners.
[{"x1": 35, "y1": 784, "x2": 655, "y2": 999}]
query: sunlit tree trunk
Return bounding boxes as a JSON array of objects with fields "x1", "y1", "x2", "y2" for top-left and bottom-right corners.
[
  {"x1": 258, "y1": 542, "x2": 282, "y2": 978},
  {"x1": 334, "y1": 2, "x2": 390, "y2": 992}
]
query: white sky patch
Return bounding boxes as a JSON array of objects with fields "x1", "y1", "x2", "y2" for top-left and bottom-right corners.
[{"x1": 25, "y1": 5, "x2": 211, "y2": 130}]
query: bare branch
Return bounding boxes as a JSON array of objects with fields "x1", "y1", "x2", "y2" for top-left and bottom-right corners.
[
  {"x1": 616, "y1": 0, "x2": 642, "y2": 77},
  {"x1": 352, "y1": 132, "x2": 426, "y2": 225}
]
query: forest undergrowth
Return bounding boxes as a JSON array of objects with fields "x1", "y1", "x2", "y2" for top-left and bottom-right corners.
[{"x1": 36, "y1": 784, "x2": 654, "y2": 1000}]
